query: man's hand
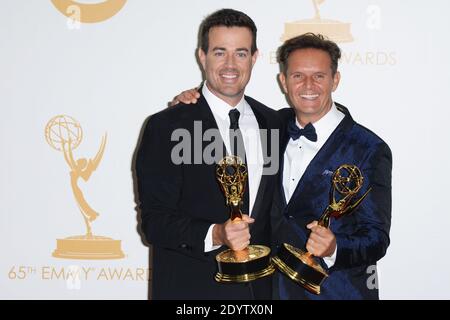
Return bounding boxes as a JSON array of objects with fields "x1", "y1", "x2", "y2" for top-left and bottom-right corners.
[
  {"x1": 169, "y1": 88, "x2": 200, "y2": 106},
  {"x1": 212, "y1": 215, "x2": 254, "y2": 251},
  {"x1": 306, "y1": 221, "x2": 336, "y2": 258}
]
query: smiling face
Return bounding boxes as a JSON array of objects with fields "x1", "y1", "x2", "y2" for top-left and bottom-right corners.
[
  {"x1": 198, "y1": 26, "x2": 258, "y2": 106},
  {"x1": 279, "y1": 48, "x2": 340, "y2": 126}
]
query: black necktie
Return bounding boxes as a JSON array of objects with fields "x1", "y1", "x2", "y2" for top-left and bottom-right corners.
[
  {"x1": 228, "y1": 109, "x2": 250, "y2": 215},
  {"x1": 287, "y1": 120, "x2": 317, "y2": 142}
]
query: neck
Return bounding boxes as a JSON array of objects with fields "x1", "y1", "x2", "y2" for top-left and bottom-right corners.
[
  {"x1": 205, "y1": 82, "x2": 243, "y2": 107},
  {"x1": 296, "y1": 102, "x2": 333, "y2": 127}
]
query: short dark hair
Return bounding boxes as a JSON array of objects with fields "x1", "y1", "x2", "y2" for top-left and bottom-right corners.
[
  {"x1": 277, "y1": 33, "x2": 341, "y2": 75},
  {"x1": 199, "y1": 8, "x2": 257, "y2": 55}
]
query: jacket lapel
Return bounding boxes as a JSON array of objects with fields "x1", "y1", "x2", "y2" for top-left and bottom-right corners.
[
  {"x1": 246, "y1": 98, "x2": 270, "y2": 221},
  {"x1": 279, "y1": 116, "x2": 292, "y2": 209},
  {"x1": 286, "y1": 104, "x2": 355, "y2": 211},
  {"x1": 277, "y1": 108, "x2": 294, "y2": 209},
  {"x1": 196, "y1": 93, "x2": 228, "y2": 161}
]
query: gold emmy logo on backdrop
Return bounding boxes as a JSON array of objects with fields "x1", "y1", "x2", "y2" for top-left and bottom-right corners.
[
  {"x1": 281, "y1": 0, "x2": 353, "y2": 43},
  {"x1": 214, "y1": 156, "x2": 275, "y2": 283},
  {"x1": 272, "y1": 164, "x2": 370, "y2": 294},
  {"x1": 45, "y1": 115, "x2": 124, "y2": 259},
  {"x1": 51, "y1": 0, "x2": 127, "y2": 23}
]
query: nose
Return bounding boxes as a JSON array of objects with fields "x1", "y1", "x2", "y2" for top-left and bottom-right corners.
[
  {"x1": 225, "y1": 53, "x2": 236, "y2": 67},
  {"x1": 305, "y1": 76, "x2": 313, "y2": 89}
]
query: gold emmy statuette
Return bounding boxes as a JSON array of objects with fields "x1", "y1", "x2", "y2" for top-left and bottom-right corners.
[
  {"x1": 45, "y1": 115, "x2": 124, "y2": 259},
  {"x1": 272, "y1": 164, "x2": 371, "y2": 294},
  {"x1": 281, "y1": 0, "x2": 353, "y2": 43},
  {"x1": 214, "y1": 156, "x2": 275, "y2": 282}
]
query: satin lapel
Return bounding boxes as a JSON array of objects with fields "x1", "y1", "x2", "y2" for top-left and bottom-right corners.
[
  {"x1": 279, "y1": 108, "x2": 295, "y2": 209},
  {"x1": 279, "y1": 123, "x2": 291, "y2": 209},
  {"x1": 196, "y1": 93, "x2": 228, "y2": 159},
  {"x1": 246, "y1": 99, "x2": 270, "y2": 222},
  {"x1": 196, "y1": 94, "x2": 219, "y2": 130},
  {"x1": 287, "y1": 106, "x2": 354, "y2": 210}
]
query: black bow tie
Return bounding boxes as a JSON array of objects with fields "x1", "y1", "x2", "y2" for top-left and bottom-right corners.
[{"x1": 287, "y1": 120, "x2": 317, "y2": 142}]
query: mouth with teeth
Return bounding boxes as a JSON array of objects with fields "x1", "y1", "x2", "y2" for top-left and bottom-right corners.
[
  {"x1": 300, "y1": 93, "x2": 319, "y2": 100},
  {"x1": 220, "y1": 70, "x2": 239, "y2": 83}
]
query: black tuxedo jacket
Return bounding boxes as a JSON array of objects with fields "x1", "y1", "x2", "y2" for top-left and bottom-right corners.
[{"x1": 136, "y1": 93, "x2": 281, "y2": 299}]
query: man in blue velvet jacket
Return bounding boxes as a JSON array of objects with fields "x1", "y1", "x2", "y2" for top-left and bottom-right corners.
[{"x1": 273, "y1": 33, "x2": 392, "y2": 300}]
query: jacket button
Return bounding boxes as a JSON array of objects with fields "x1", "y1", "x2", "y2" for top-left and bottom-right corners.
[{"x1": 179, "y1": 243, "x2": 188, "y2": 249}]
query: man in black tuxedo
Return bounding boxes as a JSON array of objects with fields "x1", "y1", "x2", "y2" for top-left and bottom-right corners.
[{"x1": 135, "y1": 9, "x2": 280, "y2": 300}]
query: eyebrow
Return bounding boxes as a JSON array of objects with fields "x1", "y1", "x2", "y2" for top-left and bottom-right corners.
[
  {"x1": 211, "y1": 47, "x2": 249, "y2": 52},
  {"x1": 289, "y1": 71, "x2": 327, "y2": 75}
]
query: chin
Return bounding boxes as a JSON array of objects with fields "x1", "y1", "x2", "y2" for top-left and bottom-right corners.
[
  {"x1": 223, "y1": 88, "x2": 243, "y2": 97},
  {"x1": 295, "y1": 106, "x2": 319, "y2": 114}
]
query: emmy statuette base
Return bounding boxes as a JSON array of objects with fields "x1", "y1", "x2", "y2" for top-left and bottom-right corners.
[
  {"x1": 53, "y1": 235, "x2": 125, "y2": 259},
  {"x1": 272, "y1": 243, "x2": 328, "y2": 295},
  {"x1": 215, "y1": 245, "x2": 275, "y2": 283}
]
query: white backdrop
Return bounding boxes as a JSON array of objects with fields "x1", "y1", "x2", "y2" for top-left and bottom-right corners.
[{"x1": 1, "y1": 0, "x2": 449, "y2": 299}]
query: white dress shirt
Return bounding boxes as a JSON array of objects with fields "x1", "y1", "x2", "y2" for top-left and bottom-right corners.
[
  {"x1": 282, "y1": 103, "x2": 345, "y2": 267},
  {"x1": 202, "y1": 83, "x2": 264, "y2": 252}
]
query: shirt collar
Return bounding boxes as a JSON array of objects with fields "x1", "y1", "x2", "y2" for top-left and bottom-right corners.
[
  {"x1": 295, "y1": 102, "x2": 345, "y2": 144},
  {"x1": 202, "y1": 81, "x2": 247, "y2": 121}
]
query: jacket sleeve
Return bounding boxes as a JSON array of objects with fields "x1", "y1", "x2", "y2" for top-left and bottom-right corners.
[
  {"x1": 332, "y1": 142, "x2": 392, "y2": 270},
  {"x1": 135, "y1": 115, "x2": 212, "y2": 259}
]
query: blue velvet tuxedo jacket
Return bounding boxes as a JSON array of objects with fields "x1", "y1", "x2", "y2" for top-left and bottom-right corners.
[{"x1": 273, "y1": 104, "x2": 392, "y2": 300}]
